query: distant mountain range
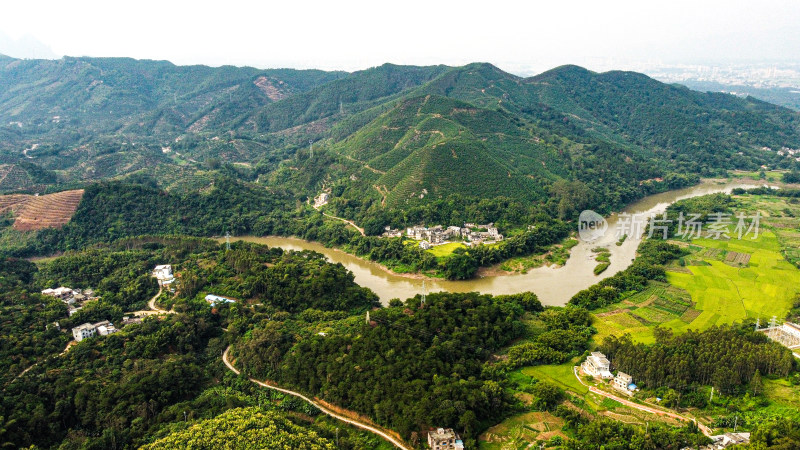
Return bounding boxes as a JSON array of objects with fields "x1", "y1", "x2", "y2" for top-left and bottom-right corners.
[{"x1": 1, "y1": 55, "x2": 798, "y2": 215}]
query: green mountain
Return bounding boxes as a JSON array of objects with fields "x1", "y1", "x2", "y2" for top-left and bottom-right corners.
[
  {"x1": 330, "y1": 94, "x2": 562, "y2": 205},
  {"x1": 0, "y1": 56, "x2": 346, "y2": 134},
  {"x1": 1, "y1": 57, "x2": 799, "y2": 220}
]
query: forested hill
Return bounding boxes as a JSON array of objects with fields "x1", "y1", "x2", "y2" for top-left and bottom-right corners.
[
  {"x1": 526, "y1": 65, "x2": 800, "y2": 169},
  {"x1": 0, "y1": 56, "x2": 347, "y2": 135},
  {"x1": 1, "y1": 56, "x2": 799, "y2": 223}
]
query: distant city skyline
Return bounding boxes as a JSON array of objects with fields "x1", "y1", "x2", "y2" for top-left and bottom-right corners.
[{"x1": 1, "y1": 0, "x2": 798, "y2": 78}]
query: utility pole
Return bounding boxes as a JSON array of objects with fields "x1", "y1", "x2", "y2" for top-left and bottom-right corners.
[
  {"x1": 421, "y1": 280, "x2": 426, "y2": 305},
  {"x1": 366, "y1": 311, "x2": 370, "y2": 324},
  {"x1": 309, "y1": 140, "x2": 313, "y2": 158},
  {"x1": 709, "y1": 386, "x2": 714, "y2": 403},
  {"x1": 225, "y1": 231, "x2": 231, "y2": 251}
]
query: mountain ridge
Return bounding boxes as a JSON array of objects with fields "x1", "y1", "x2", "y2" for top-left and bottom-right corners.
[{"x1": 0, "y1": 56, "x2": 797, "y2": 223}]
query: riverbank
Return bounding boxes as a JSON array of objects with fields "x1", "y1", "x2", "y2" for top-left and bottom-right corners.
[{"x1": 226, "y1": 179, "x2": 762, "y2": 305}]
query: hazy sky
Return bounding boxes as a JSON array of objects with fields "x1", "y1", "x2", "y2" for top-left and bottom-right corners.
[{"x1": 1, "y1": 0, "x2": 798, "y2": 74}]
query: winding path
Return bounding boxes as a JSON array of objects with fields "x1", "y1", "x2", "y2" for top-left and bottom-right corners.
[
  {"x1": 321, "y1": 211, "x2": 366, "y2": 236},
  {"x1": 222, "y1": 346, "x2": 409, "y2": 449},
  {"x1": 128, "y1": 287, "x2": 176, "y2": 316},
  {"x1": 573, "y1": 367, "x2": 713, "y2": 436}
]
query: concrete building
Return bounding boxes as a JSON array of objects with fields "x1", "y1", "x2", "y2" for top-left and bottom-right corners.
[
  {"x1": 152, "y1": 265, "x2": 174, "y2": 286},
  {"x1": 684, "y1": 432, "x2": 751, "y2": 449},
  {"x1": 72, "y1": 320, "x2": 118, "y2": 342},
  {"x1": 419, "y1": 241, "x2": 432, "y2": 250},
  {"x1": 613, "y1": 372, "x2": 636, "y2": 395},
  {"x1": 582, "y1": 352, "x2": 613, "y2": 379},
  {"x1": 427, "y1": 428, "x2": 464, "y2": 450},
  {"x1": 72, "y1": 323, "x2": 96, "y2": 341},
  {"x1": 205, "y1": 294, "x2": 236, "y2": 306},
  {"x1": 314, "y1": 192, "x2": 330, "y2": 208},
  {"x1": 41, "y1": 287, "x2": 74, "y2": 300},
  {"x1": 95, "y1": 320, "x2": 117, "y2": 336}
]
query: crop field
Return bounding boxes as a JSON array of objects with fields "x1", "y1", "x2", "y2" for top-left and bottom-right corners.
[
  {"x1": 667, "y1": 228, "x2": 799, "y2": 333},
  {"x1": 489, "y1": 193, "x2": 800, "y2": 447},
  {"x1": 728, "y1": 170, "x2": 786, "y2": 182},
  {"x1": 479, "y1": 411, "x2": 567, "y2": 449},
  {"x1": 425, "y1": 242, "x2": 466, "y2": 258},
  {"x1": 591, "y1": 282, "x2": 698, "y2": 344}
]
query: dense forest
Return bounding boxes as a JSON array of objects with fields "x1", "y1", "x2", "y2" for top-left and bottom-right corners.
[
  {"x1": 600, "y1": 325, "x2": 795, "y2": 395},
  {"x1": 0, "y1": 237, "x2": 389, "y2": 449},
  {"x1": 2, "y1": 55, "x2": 800, "y2": 448},
  {"x1": 232, "y1": 291, "x2": 537, "y2": 445},
  {"x1": 0, "y1": 177, "x2": 575, "y2": 280}
]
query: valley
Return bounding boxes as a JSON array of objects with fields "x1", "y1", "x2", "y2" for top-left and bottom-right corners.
[
  {"x1": 227, "y1": 179, "x2": 758, "y2": 305},
  {"x1": 1, "y1": 54, "x2": 800, "y2": 450}
]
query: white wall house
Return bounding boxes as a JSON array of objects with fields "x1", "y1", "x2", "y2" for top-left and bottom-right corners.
[
  {"x1": 613, "y1": 372, "x2": 635, "y2": 395},
  {"x1": 582, "y1": 352, "x2": 613, "y2": 379},
  {"x1": 152, "y1": 265, "x2": 174, "y2": 286},
  {"x1": 72, "y1": 320, "x2": 118, "y2": 342}
]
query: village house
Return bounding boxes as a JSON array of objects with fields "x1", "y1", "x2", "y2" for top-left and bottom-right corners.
[
  {"x1": 41, "y1": 286, "x2": 75, "y2": 300},
  {"x1": 152, "y1": 265, "x2": 175, "y2": 286},
  {"x1": 427, "y1": 428, "x2": 464, "y2": 450},
  {"x1": 582, "y1": 352, "x2": 613, "y2": 379},
  {"x1": 71, "y1": 320, "x2": 118, "y2": 342},
  {"x1": 42, "y1": 286, "x2": 97, "y2": 316},
  {"x1": 205, "y1": 294, "x2": 236, "y2": 307},
  {"x1": 382, "y1": 226, "x2": 403, "y2": 238},
  {"x1": 405, "y1": 222, "x2": 504, "y2": 247},
  {"x1": 121, "y1": 316, "x2": 143, "y2": 326},
  {"x1": 613, "y1": 372, "x2": 636, "y2": 395},
  {"x1": 419, "y1": 241, "x2": 432, "y2": 250},
  {"x1": 683, "y1": 432, "x2": 750, "y2": 450}
]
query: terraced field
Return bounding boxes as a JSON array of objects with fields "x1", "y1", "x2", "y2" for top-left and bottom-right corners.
[
  {"x1": 0, "y1": 190, "x2": 84, "y2": 231},
  {"x1": 667, "y1": 229, "x2": 799, "y2": 332}
]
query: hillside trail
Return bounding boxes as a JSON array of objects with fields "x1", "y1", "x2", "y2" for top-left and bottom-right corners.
[
  {"x1": 128, "y1": 287, "x2": 176, "y2": 316},
  {"x1": 321, "y1": 211, "x2": 366, "y2": 236},
  {"x1": 310, "y1": 198, "x2": 366, "y2": 236},
  {"x1": 573, "y1": 366, "x2": 713, "y2": 437},
  {"x1": 222, "y1": 346, "x2": 410, "y2": 449}
]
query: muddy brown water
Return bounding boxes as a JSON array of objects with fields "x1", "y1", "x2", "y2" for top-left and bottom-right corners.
[{"x1": 229, "y1": 180, "x2": 761, "y2": 306}]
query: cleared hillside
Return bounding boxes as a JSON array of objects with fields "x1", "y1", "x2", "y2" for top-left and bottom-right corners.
[{"x1": 0, "y1": 190, "x2": 84, "y2": 231}]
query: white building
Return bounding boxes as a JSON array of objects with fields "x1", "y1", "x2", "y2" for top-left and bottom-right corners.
[
  {"x1": 428, "y1": 428, "x2": 464, "y2": 450},
  {"x1": 205, "y1": 294, "x2": 236, "y2": 306},
  {"x1": 72, "y1": 320, "x2": 118, "y2": 342},
  {"x1": 613, "y1": 372, "x2": 635, "y2": 395},
  {"x1": 95, "y1": 320, "x2": 117, "y2": 336},
  {"x1": 582, "y1": 352, "x2": 613, "y2": 379},
  {"x1": 419, "y1": 241, "x2": 432, "y2": 250},
  {"x1": 152, "y1": 265, "x2": 174, "y2": 286},
  {"x1": 686, "y1": 432, "x2": 751, "y2": 450},
  {"x1": 41, "y1": 287, "x2": 74, "y2": 300},
  {"x1": 72, "y1": 323, "x2": 96, "y2": 341}
]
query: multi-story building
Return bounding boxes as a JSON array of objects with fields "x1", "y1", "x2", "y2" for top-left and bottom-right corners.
[{"x1": 582, "y1": 352, "x2": 613, "y2": 379}]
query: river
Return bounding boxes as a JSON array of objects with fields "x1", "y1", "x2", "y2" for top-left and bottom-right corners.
[{"x1": 229, "y1": 180, "x2": 760, "y2": 306}]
